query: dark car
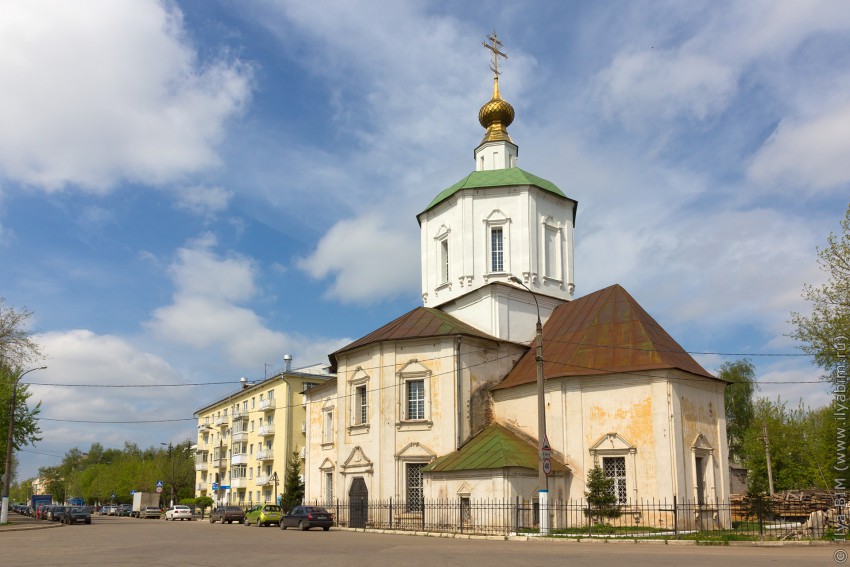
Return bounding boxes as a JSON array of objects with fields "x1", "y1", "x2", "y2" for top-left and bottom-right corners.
[
  {"x1": 48, "y1": 506, "x2": 67, "y2": 521},
  {"x1": 209, "y1": 506, "x2": 245, "y2": 524},
  {"x1": 61, "y1": 506, "x2": 92, "y2": 525},
  {"x1": 280, "y1": 506, "x2": 334, "y2": 531}
]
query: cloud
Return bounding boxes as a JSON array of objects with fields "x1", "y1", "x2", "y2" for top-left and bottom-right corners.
[
  {"x1": 174, "y1": 185, "x2": 233, "y2": 219},
  {"x1": 748, "y1": 102, "x2": 850, "y2": 193},
  {"x1": 594, "y1": 49, "x2": 736, "y2": 125},
  {"x1": 0, "y1": 0, "x2": 253, "y2": 191},
  {"x1": 297, "y1": 213, "x2": 419, "y2": 304}
]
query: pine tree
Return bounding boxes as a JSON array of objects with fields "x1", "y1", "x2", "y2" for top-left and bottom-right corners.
[
  {"x1": 584, "y1": 465, "x2": 620, "y2": 524},
  {"x1": 280, "y1": 452, "x2": 304, "y2": 512}
]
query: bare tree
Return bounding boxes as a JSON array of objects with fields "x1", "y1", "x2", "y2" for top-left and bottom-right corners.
[{"x1": 0, "y1": 298, "x2": 42, "y2": 366}]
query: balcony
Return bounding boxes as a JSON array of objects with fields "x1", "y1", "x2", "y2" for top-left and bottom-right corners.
[
  {"x1": 232, "y1": 408, "x2": 243, "y2": 420},
  {"x1": 195, "y1": 461, "x2": 209, "y2": 472},
  {"x1": 231, "y1": 453, "x2": 249, "y2": 466},
  {"x1": 301, "y1": 421, "x2": 307, "y2": 434},
  {"x1": 256, "y1": 449, "x2": 274, "y2": 461},
  {"x1": 258, "y1": 399, "x2": 274, "y2": 411},
  {"x1": 198, "y1": 422, "x2": 213, "y2": 432},
  {"x1": 255, "y1": 476, "x2": 270, "y2": 486},
  {"x1": 213, "y1": 457, "x2": 227, "y2": 468},
  {"x1": 214, "y1": 415, "x2": 227, "y2": 427},
  {"x1": 258, "y1": 425, "x2": 275, "y2": 436},
  {"x1": 196, "y1": 482, "x2": 207, "y2": 491},
  {"x1": 230, "y1": 478, "x2": 249, "y2": 489},
  {"x1": 231, "y1": 431, "x2": 248, "y2": 443}
]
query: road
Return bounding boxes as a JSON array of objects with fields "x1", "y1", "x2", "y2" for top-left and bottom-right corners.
[{"x1": 1, "y1": 515, "x2": 839, "y2": 566}]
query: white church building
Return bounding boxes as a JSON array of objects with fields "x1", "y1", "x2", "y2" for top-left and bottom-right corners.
[{"x1": 304, "y1": 37, "x2": 729, "y2": 530}]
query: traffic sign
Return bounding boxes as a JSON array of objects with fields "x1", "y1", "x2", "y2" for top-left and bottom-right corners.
[
  {"x1": 156, "y1": 486, "x2": 163, "y2": 493},
  {"x1": 543, "y1": 458, "x2": 552, "y2": 476},
  {"x1": 156, "y1": 480, "x2": 164, "y2": 488}
]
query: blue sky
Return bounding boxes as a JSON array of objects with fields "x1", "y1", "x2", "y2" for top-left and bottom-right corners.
[{"x1": 2, "y1": 0, "x2": 848, "y2": 481}]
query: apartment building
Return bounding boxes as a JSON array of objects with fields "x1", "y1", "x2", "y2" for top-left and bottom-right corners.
[{"x1": 194, "y1": 358, "x2": 334, "y2": 506}]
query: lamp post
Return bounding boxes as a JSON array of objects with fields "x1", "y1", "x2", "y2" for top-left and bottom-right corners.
[
  {"x1": 2, "y1": 365, "x2": 47, "y2": 524},
  {"x1": 161, "y1": 442, "x2": 175, "y2": 507},
  {"x1": 508, "y1": 276, "x2": 550, "y2": 535}
]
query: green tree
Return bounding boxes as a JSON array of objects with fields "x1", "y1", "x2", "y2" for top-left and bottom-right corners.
[
  {"x1": 194, "y1": 495, "x2": 214, "y2": 519},
  {"x1": 280, "y1": 452, "x2": 304, "y2": 512},
  {"x1": 741, "y1": 398, "x2": 839, "y2": 493},
  {"x1": 790, "y1": 204, "x2": 850, "y2": 383},
  {"x1": 0, "y1": 364, "x2": 42, "y2": 485},
  {"x1": 719, "y1": 359, "x2": 759, "y2": 463},
  {"x1": 584, "y1": 465, "x2": 620, "y2": 524}
]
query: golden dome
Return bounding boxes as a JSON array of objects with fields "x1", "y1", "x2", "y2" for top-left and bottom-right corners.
[{"x1": 478, "y1": 76, "x2": 514, "y2": 144}]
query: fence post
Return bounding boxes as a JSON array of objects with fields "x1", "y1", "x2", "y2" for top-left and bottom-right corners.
[
  {"x1": 388, "y1": 497, "x2": 392, "y2": 528},
  {"x1": 757, "y1": 495, "x2": 764, "y2": 540},
  {"x1": 422, "y1": 499, "x2": 426, "y2": 532},
  {"x1": 459, "y1": 497, "x2": 464, "y2": 533},
  {"x1": 673, "y1": 495, "x2": 678, "y2": 539}
]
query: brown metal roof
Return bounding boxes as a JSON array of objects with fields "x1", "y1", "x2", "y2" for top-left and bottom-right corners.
[
  {"x1": 495, "y1": 284, "x2": 715, "y2": 390},
  {"x1": 331, "y1": 307, "x2": 503, "y2": 362}
]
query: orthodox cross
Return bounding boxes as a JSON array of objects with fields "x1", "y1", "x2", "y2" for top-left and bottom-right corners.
[{"x1": 483, "y1": 31, "x2": 508, "y2": 76}]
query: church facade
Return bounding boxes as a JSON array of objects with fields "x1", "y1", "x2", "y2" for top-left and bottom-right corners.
[{"x1": 304, "y1": 36, "x2": 729, "y2": 530}]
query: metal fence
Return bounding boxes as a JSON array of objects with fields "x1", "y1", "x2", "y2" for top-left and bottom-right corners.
[{"x1": 304, "y1": 496, "x2": 838, "y2": 540}]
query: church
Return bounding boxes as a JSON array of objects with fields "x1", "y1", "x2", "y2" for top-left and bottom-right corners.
[{"x1": 304, "y1": 34, "x2": 729, "y2": 530}]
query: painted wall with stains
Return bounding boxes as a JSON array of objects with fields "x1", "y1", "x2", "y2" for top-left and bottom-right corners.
[{"x1": 303, "y1": 335, "x2": 525, "y2": 503}]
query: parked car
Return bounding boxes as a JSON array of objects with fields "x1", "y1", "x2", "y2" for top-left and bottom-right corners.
[
  {"x1": 280, "y1": 506, "x2": 334, "y2": 531},
  {"x1": 209, "y1": 506, "x2": 245, "y2": 524},
  {"x1": 61, "y1": 506, "x2": 92, "y2": 525},
  {"x1": 244, "y1": 504, "x2": 281, "y2": 527},
  {"x1": 118, "y1": 504, "x2": 133, "y2": 516},
  {"x1": 164, "y1": 505, "x2": 193, "y2": 521},
  {"x1": 48, "y1": 506, "x2": 67, "y2": 521},
  {"x1": 141, "y1": 506, "x2": 161, "y2": 519}
]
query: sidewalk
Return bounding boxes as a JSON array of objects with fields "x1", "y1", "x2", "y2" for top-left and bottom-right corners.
[{"x1": 0, "y1": 513, "x2": 62, "y2": 532}]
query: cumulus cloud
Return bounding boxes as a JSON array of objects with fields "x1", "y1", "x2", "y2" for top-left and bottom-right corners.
[
  {"x1": 0, "y1": 0, "x2": 253, "y2": 191},
  {"x1": 297, "y1": 213, "x2": 419, "y2": 304},
  {"x1": 748, "y1": 102, "x2": 850, "y2": 193}
]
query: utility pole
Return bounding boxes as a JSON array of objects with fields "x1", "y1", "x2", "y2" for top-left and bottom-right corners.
[{"x1": 762, "y1": 423, "x2": 775, "y2": 496}]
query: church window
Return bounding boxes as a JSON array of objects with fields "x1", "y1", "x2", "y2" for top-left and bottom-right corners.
[
  {"x1": 695, "y1": 456, "x2": 706, "y2": 505},
  {"x1": 603, "y1": 457, "x2": 628, "y2": 504},
  {"x1": 407, "y1": 380, "x2": 425, "y2": 420},
  {"x1": 491, "y1": 227, "x2": 504, "y2": 272},
  {"x1": 440, "y1": 239, "x2": 449, "y2": 284},
  {"x1": 324, "y1": 408, "x2": 334, "y2": 444},
  {"x1": 406, "y1": 463, "x2": 425, "y2": 512},
  {"x1": 325, "y1": 472, "x2": 334, "y2": 502},
  {"x1": 544, "y1": 225, "x2": 559, "y2": 279},
  {"x1": 357, "y1": 385, "x2": 367, "y2": 424}
]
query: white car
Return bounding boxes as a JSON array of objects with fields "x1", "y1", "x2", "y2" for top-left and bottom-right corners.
[{"x1": 164, "y1": 505, "x2": 193, "y2": 521}]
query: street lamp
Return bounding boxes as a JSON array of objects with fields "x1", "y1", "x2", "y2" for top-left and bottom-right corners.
[
  {"x1": 2, "y1": 365, "x2": 47, "y2": 524},
  {"x1": 161, "y1": 442, "x2": 175, "y2": 508},
  {"x1": 508, "y1": 276, "x2": 550, "y2": 535}
]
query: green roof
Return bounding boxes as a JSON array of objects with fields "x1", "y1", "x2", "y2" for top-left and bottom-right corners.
[
  {"x1": 422, "y1": 168, "x2": 567, "y2": 214},
  {"x1": 423, "y1": 423, "x2": 568, "y2": 474}
]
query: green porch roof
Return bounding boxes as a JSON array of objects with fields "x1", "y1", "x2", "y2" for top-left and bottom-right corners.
[
  {"x1": 423, "y1": 423, "x2": 569, "y2": 474},
  {"x1": 421, "y1": 168, "x2": 567, "y2": 214}
]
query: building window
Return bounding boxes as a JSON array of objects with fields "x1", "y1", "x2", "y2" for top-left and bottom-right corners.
[
  {"x1": 268, "y1": 389, "x2": 274, "y2": 400},
  {"x1": 356, "y1": 386, "x2": 367, "y2": 424},
  {"x1": 544, "y1": 224, "x2": 559, "y2": 279},
  {"x1": 325, "y1": 472, "x2": 333, "y2": 502},
  {"x1": 324, "y1": 409, "x2": 334, "y2": 444},
  {"x1": 440, "y1": 238, "x2": 449, "y2": 283},
  {"x1": 304, "y1": 382, "x2": 318, "y2": 390},
  {"x1": 491, "y1": 227, "x2": 504, "y2": 272},
  {"x1": 603, "y1": 457, "x2": 628, "y2": 504},
  {"x1": 407, "y1": 380, "x2": 425, "y2": 420},
  {"x1": 695, "y1": 456, "x2": 707, "y2": 505},
  {"x1": 406, "y1": 463, "x2": 425, "y2": 512}
]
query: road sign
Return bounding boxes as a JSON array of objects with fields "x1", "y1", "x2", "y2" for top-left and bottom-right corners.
[
  {"x1": 156, "y1": 480, "x2": 164, "y2": 488},
  {"x1": 543, "y1": 458, "x2": 552, "y2": 476},
  {"x1": 156, "y1": 486, "x2": 163, "y2": 493},
  {"x1": 211, "y1": 482, "x2": 219, "y2": 491}
]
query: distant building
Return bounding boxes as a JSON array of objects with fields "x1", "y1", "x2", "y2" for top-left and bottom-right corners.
[{"x1": 193, "y1": 357, "x2": 334, "y2": 505}]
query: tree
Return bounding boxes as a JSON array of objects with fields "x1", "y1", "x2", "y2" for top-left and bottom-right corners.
[
  {"x1": 741, "y1": 398, "x2": 840, "y2": 493},
  {"x1": 0, "y1": 364, "x2": 42, "y2": 484},
  {"x1": 194, "y1": 496, "x2": 214, "y2": 519},
  {"x1": 790, "y1": 204, "x2": 850, "y2": 383},
  {"x1": 0, "y1": 299, "x2": 42, "y2": 366},
  {"x1": 719, "y1": 359, "x2": 758, "y2": 463},
  {"x1": 280, "y1": 452, "x2": 304, "y2": 513},
  {"x1": 584, "y1": 465, "x2": 620, "y2": 524}
]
